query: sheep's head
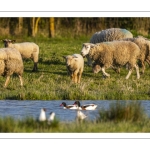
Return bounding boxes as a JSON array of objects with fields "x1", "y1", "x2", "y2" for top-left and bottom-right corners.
[
  {"x1": 81, "y1": 43, "x2": 95, "y2": 57},
  {"x1": 2, "y1": 39, "x2": 16, "y2": 47},
  {"x1": 63, "y1": 55, "x2": 78, "y2": 67}
]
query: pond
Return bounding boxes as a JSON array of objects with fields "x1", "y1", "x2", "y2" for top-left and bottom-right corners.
[{"x1": 0, "y1": 100, "x2": 150, "y2": 122}]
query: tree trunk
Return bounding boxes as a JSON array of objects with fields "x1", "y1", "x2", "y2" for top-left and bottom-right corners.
[
  {"x1": 32, "y1": 17, "x2": 35, "y2": 37},
  {"x1": 34, "y1": 17, "x2": 40, "y2": 35},
  {"x1": 49, "y1": 17, "x2": 55, "y2": 38},
  {"x1": 18, "y1": 17, "x2": 23, "y2": 34}
]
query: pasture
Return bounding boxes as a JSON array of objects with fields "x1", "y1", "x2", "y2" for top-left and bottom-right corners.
[{"x1": 0, "y1": 36, "x2": 149, "y2": 100}]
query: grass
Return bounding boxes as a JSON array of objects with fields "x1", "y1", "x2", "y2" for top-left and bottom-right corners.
[{"x1": 0, "y1": 36, "x2": 149, "y2": 100}]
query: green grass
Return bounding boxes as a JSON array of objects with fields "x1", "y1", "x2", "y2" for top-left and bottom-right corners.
[{"x1": 0, "y1": 36, "x2": 149, "y2": 100}]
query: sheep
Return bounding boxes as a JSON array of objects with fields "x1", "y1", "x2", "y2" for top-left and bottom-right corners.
[
  {"x1": 119, "y1": 36, "x2": 150, "y2": 74},
  {"x1": 63, "y1": 54, "x2": 84, "y2": 83},
  {"x1": 2, "y1": 39, "x2": 39, "y2": 72},
  {"x1": 0, "y1": 47, "x2": 24, "y2": 88},
  {"x1": 92, "y1": 36, "x2": 150, "y2": 74},
  {"x1": 86, "y1": 28, "x2": 133, "y2": 66},
  {"x1": 81, "y1": 41, "x2": 140, "y2": 79}
]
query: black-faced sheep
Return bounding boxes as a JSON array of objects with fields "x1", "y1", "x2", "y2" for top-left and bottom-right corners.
[
  {"x1": 81, "y1": 41, "x2": 140, "y2": 79},
  {"x1": 2, "y1": 39, "x2": 39, "y2": 72},
  {"x1": 86, "y1": 28, "x2": 133, "y2": 66},
  {"x1": 63, "y1": 54, "x2": 84, "y2": 83},
  {"x1": 0, "y1": 47, "x2": 24, "y2": 88}
]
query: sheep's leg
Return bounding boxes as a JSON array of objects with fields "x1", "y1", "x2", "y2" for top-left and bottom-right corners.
[
  {"x1": 4, "y1": 76, "x2": 10, "y2": 88},
  {"x1": 73, "y1": 71, "x2": 78, "y2": 83},
  {"x1": 101, "y1": 67, "x2": 110, "y2": 77},
  {"x1": 77, "y1": 71, "x2": 83, "y2": 83},
  {"x1": 86, "y1": 55, "x2": 92, "y2": 66},
  {"x1": 141, "y1": 61, "x2": 145, "y2": 74},
  {"x1": 32, "y1": 62, "x2": 38, "y2": 72},
  {"x1": 71, "y1": 73, "x2": 74, "y2": 82},
  {"x1": 19, "y1": 75, "x2": 23, "y2": 86},
  {"x1": 125, "y1": 69, "x2": 133, "y2": 79},
  {"x1": 134, "y1": 64, "x2": 140, "y2": 79},
  {"x1": 146, "y1": 58, "x2": 150, "y2": 66}
]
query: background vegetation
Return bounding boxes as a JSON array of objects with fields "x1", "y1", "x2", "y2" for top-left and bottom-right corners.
[{"x1": 1, "y1": 17, "x2": 150, "y2": 38}]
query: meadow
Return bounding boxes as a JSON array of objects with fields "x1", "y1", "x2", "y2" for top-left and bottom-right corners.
[{"x1": 0, "y1": 36, "x2": 149, "y2": 100}]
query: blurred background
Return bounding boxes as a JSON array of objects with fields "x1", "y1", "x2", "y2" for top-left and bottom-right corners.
[{"x1": 1, "y1": 17, "x2": 150, "y2": 39}]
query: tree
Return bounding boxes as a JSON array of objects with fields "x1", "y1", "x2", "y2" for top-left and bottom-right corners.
[
  {"x1": 18, "y1": 17, "x2": 23, "y2": 34},
  {"x1": 49, "y1": 17, "x2": 55, "y2": 38}
]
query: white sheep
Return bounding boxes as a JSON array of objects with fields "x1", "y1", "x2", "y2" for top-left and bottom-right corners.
[
  {"x1": 2, "y1": 39, "x2": 39, "y2": 72},
  {"x1": 81, "y1": 41, "x2": 140, "y2": 79},
  {"x1": 0, "y1": 47, "x2": 24, "y2": 88},
  {"x1": 92, "y1": 36, "x2": 150, "y2": 74},
  {"x1": 63, "y1": 54, "x2": 84, "y2": 83},
  {"x1": 120, "y1": 36, "x2": 150, "y2": 74},
  {"x1": 86, "y1": 28, "x2": 133, "y2": 66}
]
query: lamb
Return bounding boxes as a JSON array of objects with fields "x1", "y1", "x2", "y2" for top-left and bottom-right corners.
[
  {"x1": 63, "y1": 54, "x2": 84, "y2": 83},
  {"x1": 2, "y1": 39, "x2": 39, "y2": 72},
  {"x1": 81, "y1": 41, "x2": 140, "y2": 79},
  {"x1": 0, "y1": 47, "x2": 24, "y2": 88},
  {"x1": 86, "y1": 28, "x2": 133, "y2": 66}
]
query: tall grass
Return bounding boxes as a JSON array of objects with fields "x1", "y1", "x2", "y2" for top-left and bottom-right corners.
[{"x1": 97, "y1": 101, "x2": 148, "y2": 123}]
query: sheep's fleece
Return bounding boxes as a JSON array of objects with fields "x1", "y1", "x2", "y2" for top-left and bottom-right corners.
[
  {"x1": 0, "y1": 47, "x2": 24, "y2": 88},
  {"x1": 81, "y1": 41, "x2": 140, "y2": 79},
  {"x1": 2, "y1": 39, "x2": 39, "y2": 72}
]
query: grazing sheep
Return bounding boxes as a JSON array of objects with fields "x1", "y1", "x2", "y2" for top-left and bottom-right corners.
[
  {"x1": 120, "y1": 36, "x2": 150, "y2": 74},
  {"x1": 0, "y1": 47, "x2": 24, "y2": 88},
  {"x1": 86, "y1": 28, "x2": 133, "y2": 66},
  {"x1": 81, "y1": 41, "x2": 140, "y2": 79},
  {"x1": 2, "y1": 39, "x2": 39, "y2": 72},
  {"x1": 63, "y1": 54, "x2": 84, "y2": 83}
]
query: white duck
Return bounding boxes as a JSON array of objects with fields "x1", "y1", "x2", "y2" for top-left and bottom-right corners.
[
  {"x1": 76, "y1": 110, "x2": 87, "y2": 120},
  {"x1": 39, "y1": 108, "x2": 47, "y2": 121},
  {"x1": 60, "y1": 102, "x2": 78, "y2": 109},
  {"x1": 47, "y1": 112, "x2": 55, "y2": 124},
  {"x1": 73, "y1": 101, "x2": 97, "y2": 110}
]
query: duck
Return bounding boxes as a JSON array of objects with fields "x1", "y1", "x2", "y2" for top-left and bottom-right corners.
[
  {"x1": 47, "y1": 112, "x2": 55, "y2": 124},
  {"x1": 60, "y1": 102, "x2": 78, "y2": 109},
  {"x1": 76, "y1": 110, "x2": 87, "y2": 120},
  {"x1": 39, "y1": 108, "x2": 47, "y2": 121},
  {"x1": 73, "y1": 101, "x2": 97, "y2": 110}
]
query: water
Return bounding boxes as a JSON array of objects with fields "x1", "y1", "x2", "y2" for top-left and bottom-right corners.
[{"x1": 0, "y1": 100, "x2": 150, "y2": 122}]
